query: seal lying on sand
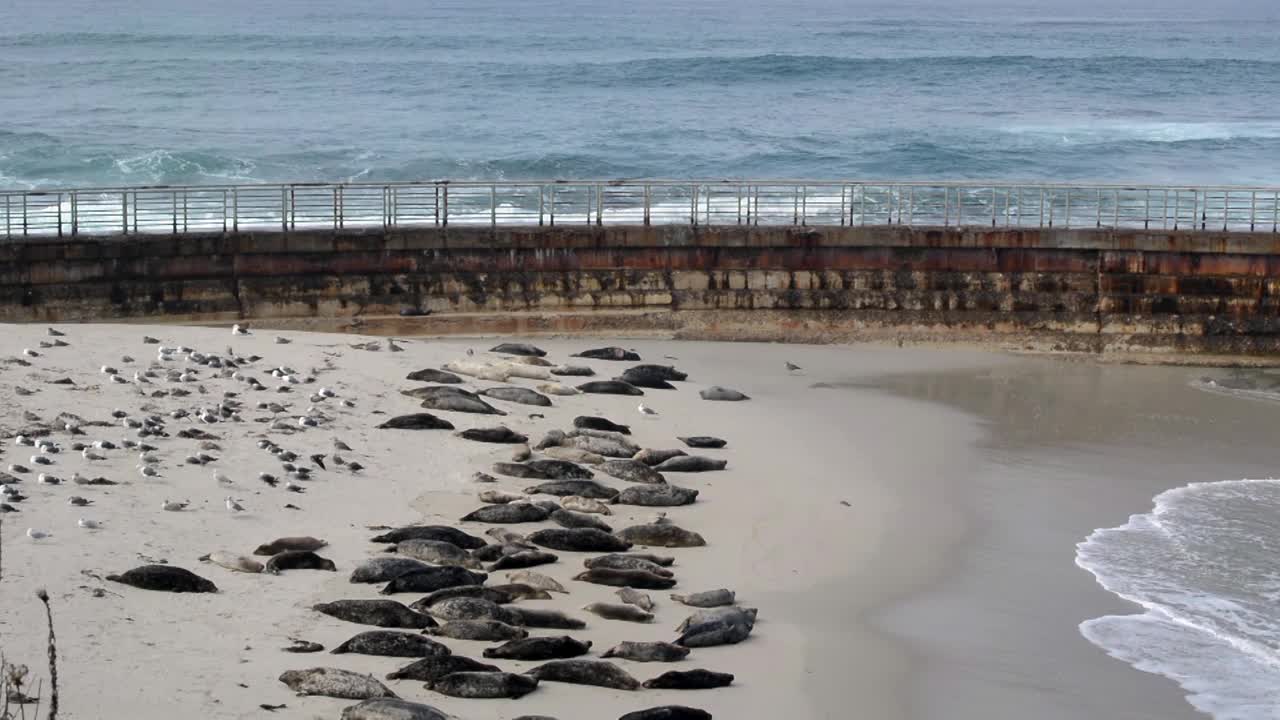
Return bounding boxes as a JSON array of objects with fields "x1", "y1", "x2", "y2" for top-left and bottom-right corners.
[
  {"x1": 279, "y1": 667, "x2": 396, "y2": 700},
  {"x1": 525, "y1": 459, "x2": 595, "y2": 479},
  {"x1": 528, "y1": 527, "x2": 632, "y2": 552},
  {"x1": 675, "y1": 606, "x2": 758, "y2": 633},
  {"x1": 578, "y1": 380, "x2": 644, "y2": 396},
  {"x1": 616, "y1": 587, "x2": 655, "y2": 611},
  {"x1": 574, "y1": 416, "x2": 631, "y2": 435},
  {"x1": 575, "y1": 567, "x2": 676, "y2": 590},
  {"x1": 376, "y1": 413, "x2": 456, "y2": 430},
  {"x1": 506, "y1": 570, "x2": 567, "y2": 593},
  {"x1": 410, "y1": 586, "x2": 511, "y2": 611},
  {"x1": 429, "y1": 671, "x2": 539, "y2": 699},
  {"x1": 254, "y1": 536, "x2": 328, "y2": 555},
  {"x1": 429, "y1": 620, "x2": 528, "y2": 642},
  {"x1": 351, "y1": 557, "x2": 434, "y2": 584},
  {"x1": 654, "y1": 456, "x2": 727, "y2": 473},
  {"x1": 550, "y1": 508, "x2": 613, "y2": 532},
  {"x1": 603, "y1": 641, "x2": 689, "y2": 662},
  {"x1": 615, "y1": 521, "x2": 707, "y2": 548},
  {"x1": 403, "y1": 386, "x2": 505, "y2": 415},
  {"x1": 483, "y1": 635, "x2": 592, "y2": 661},
  {"x1": 200, "y1": 551, "x2": 263, "y2": 573},
  {"x1": 314, "y1": 599, "x2": 437, "y2": 629},
  {"x1": 678, "y1": 436, "x2": 726, "y2": 449},
  {"x1": 405, "y1": 369, "x2": 464, "y2": 384},
  {"x1": 583, "y1": 602, "x2": 653, "y2": 623},
  {"x1": 671, "y1": 589, "x2": 736, "y2": 608},
  {"x1": 265, "y1": 550, "x2": 337, "y2": 574},
  {"x1": 699, "y1": 386, "x2": 749, "y2": 401},
  {"x1": 615, "y1": 484, "x2": 699, "y2": 507},
  {"x1": 339, "y1": 698, "x2": 451, "y2": 720},
  {"x1": 525, "y1": 659, "x2": 640, "y2": 690},
  {"x1": 643, "y1": 669, "x2": 734, "y2": 689},
  {"x1": 563, "y1": 495, "x2": 613, "y2": 514},
  {"x1": 391, "y1": 539, "x2": 481, "y2": 568},
  {"x1": 380, "y1": 567, "x2": 488, "y2": 595},
  {"x1": 385, "y1": 656, "x2": 498, "y2": 682},
  {"x1": 489, "y1": 550, "x2": 559, "y2": 570},
  {"x1": 506, "y1": 607, "x2": 587, "y2": 629},
  {"x1": 371, "y1": 525, "x2": 486, "y2": 549},
  {"x1": 428, "y1": 597, "x2": 523, "y2": 625},
  {"x1": 545, "y1": 446, "x2": 607, "y2": 464},
  {"x1": 331, "y1": 631, "x2": 452, "y2": 658},
  {"x1": 619, "y1": 706, "x2": 713, "y2": 720},
  {"x1": 461, "y1": 503, "x2": 551, "y2": 523},
  {"x1": 491, "y1": 343, "x2": 547, "y2": 357},
  {"x1": 601, "y1": 459, "x2": 665, "y2": 484},
  {"x1": 633, "y1": 448, "x2": 687, "y2": 466},
  {"x1": 585, "y1": 554, "x2": 675, "y2": 576},
  {"x1": 624, "y1": 364, "x2": 688, "y2": 382},
  {"x1": 478, "y1": 489, "x2": 527, "y2": 505},
  {"x1": 457, "y1": 426, "x2": 528, "y2": 444},
  {"x1": 573, "y1": 347, "x2": 640, "y2": 361},
  {"x1": 107, "y1": 565, "x2": 217, "y2": 593},
  {"x1": 550, "y1": 364, "x2": 595, "y2": 376},
  {"x1": 480, "y1": 387, "x2": 553, "y2": 407},
  {"x1": 676, "y1": 619, "x2": 751, "y2": 648},
  {"x1": 525, "y1": 480, "x2": 618, "y2": 499}
]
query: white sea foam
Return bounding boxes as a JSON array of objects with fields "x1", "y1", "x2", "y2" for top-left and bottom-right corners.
[
  {"x1": 1077, "y1": 479, "x2": 1280, "y2": 719},
  {"x1": 1006, "y1": 121, "x2": 1280, "y2": 144}
]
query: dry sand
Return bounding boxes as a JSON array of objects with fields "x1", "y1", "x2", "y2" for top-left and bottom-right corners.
[{"x1": 0, "y1": 325, "x2": 1250, "y2": 719}]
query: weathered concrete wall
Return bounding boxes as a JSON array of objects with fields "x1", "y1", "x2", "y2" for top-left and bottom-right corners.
[{"x1": 4, "y1": 224, "x2": 1280, "y2": 355}]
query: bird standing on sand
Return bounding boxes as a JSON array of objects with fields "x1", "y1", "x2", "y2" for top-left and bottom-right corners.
[
  {"x1": 22, "y1": 348, "x2": 39, "y2": 358},
  {"x1": 638, "y1": 403, "x2": 657, "y2": 416},
  {"x1": 68, "y1": 496, "x2": 92, "y2": 507},
  {"x1": 78, "y1": 518, "x2": 102, "y2": 530},
  {"x1": 27, "y1": 528, "x2": 50, "y2": 540},
  {"x1": 785, "y1": 361, "x2": 802, "y2": 372},
  {"x1": 213, "y1": 470, "x2": 232, "y2": 485},
  {"x1": 47, "y1": 327, "x2": 65, "y2": 337},
  {"x1": 232, "y1": 324, "x2": 249, "y2": 336},
  {"x1": 225, "y1": 497, "x2": 245, "y2": 512},
  {"x1": 161, "y1": 499, "x2": 188, "y2": 511},
  {"x1": 310, "y1": 454, "x2": 327, "y2": 470},
  {"x1": 333, "y1": 438, "x2": 352, "y2": 451}
]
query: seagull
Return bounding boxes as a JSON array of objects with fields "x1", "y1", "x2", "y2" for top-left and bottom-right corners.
[
  {"x1": 139, "y1": 465, "x2": 159, "y2": 477},
  {"x1": 225, "y1": 496, "x2": 245, "y2": 512},
  {"x1": 333, "y1": 438, "x2": 352, "y2": 451},
  {"x1": 68, "y1": 496, "x2": 92, "y2": 507},
  {"x1": 232, "y1": 324, "x2": 249, "y2": 336},
  {"x1": 8, "y1": 464, "x2": 29, "y2": 474},
  {"x1": 310, "y1": 454, "x2": 327, "y2": 470},
  {"x1": 638, "y1": 403, "x2": 657, "y2": 416},
  {"x1": 31, "y1": 455, "x2": 53, "y2": 466},
  {"x1": 27, "y1": 528, "x2": 50, "y2": 540},
  {"x1": 14, "y1": 435, "x2": 32, "y2": 446},
  {"x1": 161, "y1": 499, "x2": 187, "y2": 511},
  {"x1": 37, "y1": 473, "x2": 61, "y2": 485},
  {"x1": 318, "y1": 387, "x2": 336, "y2": 398},
  {"x1": 785, "y1": 361, "x2": 802, "y2": 372},
  {"x1": 340, "y1": 399, "x2": 356, "y2": 408},
  {"x1": 259, "y1": 473, "x2": 279, "y2": 487},
  {"x1": 142, "y1": 335, "x2": 160, "y2": 344},
  {"x1": 78, "y1": 518, "x2": 102, "y2": 530},
  {"x1": 47, "y1": 327, "x2": 65, "y2": 337},
  {"x1": 274, "y1": 336, "x2": 291, "y2": 344},
  {"x1": 346, "y1": 461, "x2": 365, "y2": 473},
  {"x1": 285, "y1": 481, "x2": 305, "y2": 493},
  {"x1": 101, "y1": 365, "x2": 117, "y2": 375},
  {"x1": 22, "y1": 348, "x2": 39, "y2": 358},
  {"x1": 213, "y1": 470, "x2": 232, "y2": 485},
  {"x1": 121, "y1": 355, "x2": 135, "y2": 363},
  {"x1": 298, "y1": 416, "x2": 318, "y2": 428},
  {"x1": 82, "y1": 448, "x2": 106, "y2": 461},
  {"x1": 466, "y1": 348, "x2": 475, "y2": 356},
  {"x1": 387, "y1": 338, "x2": 404, "y2": 352}
]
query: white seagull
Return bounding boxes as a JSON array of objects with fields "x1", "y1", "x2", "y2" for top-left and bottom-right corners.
[
  {"x1": 27, "y1": 528, "x2": 50, "y2": 540},
  {"x1": 225, "y1": 496, "x2": 245, "y2": 512},
  {"x1": 232, "y1": 324, "x2": 249, "y2": 335},
  {"x1": 78, "y1": 518, "x2": 102, "y2": 530},
  {"x1": 161, "y1": 499, "x2": 188, "y2": 512},
  {"x1": 638, "y1": 403, "x2": 657, "y2": 416},
  {"x1": 213, "y1": 470, "x2": 232, "y2": 485}
]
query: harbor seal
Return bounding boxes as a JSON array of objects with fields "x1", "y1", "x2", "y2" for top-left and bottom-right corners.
[
  {"x1": 529, "y1": 527, "x2": 632, "y2": 552},
  {"x1": 525, "y1": 459, "x2": 595, "y2": 479},
  {"x1": 380, "y1": 567, "x2": 488, "y2": 595},
  {"x1": 550, "y1": 508, "x2": 613, "y2": 532},
  {"x1": 549, "y1": 364, "x2": 596, "y2": 376},
  {"x1": 489, "y1": 550, "x2": 559, "y2": 571},
  {"x1": 429, "y1": 671, "x2": 539, "y2": 699},
  {"x1": 403, "y1": 387, "x2": 505, "y2": 415},
  {"x1": 479, "y1": 387, "x2": 553, "y2": 407},
  {"x1": 376, "y1": 413, "x2": 457, "y2": 430},
  {"x1": 615, "y1": 484, "x2": 699, "y2": 507},
  {"x1": 675, "y1": 619, "x2": 751, "y2": 648},
  {"x1": 525, "y1": 479, "x2": 618, "y2": 499},
  {"x1": 699, "y1": 386, "x2": 749, "y2": 401},
  {"x1": 391, "y1": 539, "x2": 480, "y2": 568},
  {"x1": 537, "y1": 382, "x2": 580, "y2": 396},
  {"x1": 410, "y1": 586, "x2": 510, "y2": 611},
  {"x1": 461, "y1": 502, "x2": 551, "y2": 523},
  {"x1": 478, "y1": 489, "x2": 527, "y2": 505},
  {"x1": 331, "y1": 631, "x2": 452, "y2": 658},
  {"x1": 573, "y1": 416, "x2": 632, "y2": 435},
  {"x1": 340, "y1": 698, "x2": 451, "y2": 720},
  {"x1": 350, "y1": 557, "x2": 434, "y2": 584},
  {"x1": 603, "y1": 641, "x2": 689, "y2": 662},
  {"x1": 544, "y1": 446, "x2": 606, "y2": 465},
  {"x1": 574, "y1": 567, "x2": 676, "y2": 590},
  {"x1": 483, "y1": 635, "x2": 591, "y2": 661},
  {"x1": 490, "y1": 342, "x2": 547, "y2": 357},
  {"x1": 314, "y1": 599, "x2": 437, "y2": 629},
  {"x1": 562, "y1": 495, "x2": 613, "y2": 515},
  {"x1": 201, "y1": 551, "x2": 263, "y2": 573},
  {"x1": 512, "y1": 443, "x2": 532, "y2": 461},
  {"x1": 585, "y1": 554, "x2": 675, "y2": 576},
  {"x1": 577, "y1": 380, "x2": 644, "y2": 396},
  {"x1": 427, "y1": 597, "x2": 523, "y2": 625},
  {"x1": 405, "y1": 369, "x2": 464, "y2": 384},
  {"x1": 106, "y1": 565, "x2": 217, "y2": 593},
  {"x1": 583, "y1": 602, "x2": 654, "y2": 623},
  {"x1": 615, "y1": 374, "x2": 674, "y2": 390},
  {"x1": 371, "y1": 526, "x2": 486, "y2": 549},
  {"x1": 493, "y1": 462, "x2": 549, "y2": 479},
  {"x1": 615, "y1": 521, "x2": 706, "y2": 548},
  {"x1": 279, "y1": 667, "x2": 396, "y2": 700},
  {"x1": 534, "y1": 429, "x2": 567, "y2": 450},
  {"x1": 487, "y1": 583, "x2": 554, "y2": 601},
  {"x1": 619, "y1": 707, "x2": 712, "y2": 720},
  {"x1": 457, "y1": 426, "x2": 528, "y2": 444},
  {"x1": 265, "y1": 550, "x2": 337, "y2": 574},
  {"x1": 525, "y1": 659, "x2": 640, "y2": 690},
  {"x1": 616, "y1": 587, "x2": 655, "y2": 611},
  {"x1": 678, "y1": 436, "x2": 726, "y2": 449},
  {"x1": 428, "y1": 620, "x2": 528, "y2": 642},
  {"x1": 654, "y1": 456, "x2": 727, "y2": 473},
  {"x1": 675, "y1": 606, "x2": 758, "y2": 633},
  {"x1": 623, "y1": 364, "x2": 688, "y2": 382},
  {"x1": 633, "y1": 448, "x2": 687, "y2": 466},
  {"x1": 505, "y1": 607, "x2": 587, "y2": 629},
  {"x1": 506, "y1": 570, "x2": 567, "y2": 593},
  {"x1": 671, "y1": 589, "x2": 736, "y2": 608},
  {"x1": 601, "y1": 459, "x2": 666, "y2": 485},
  {"x1": 643, "y1": 669, "x2": 734, "y2": 689},
  {"x1": 386, "y1": 656, "x2": 499, "y2": 682},
  {"x1": 254, "y1": 536, "x2": 328, "y2": 555},
  {"x1": 572, "y1": 347, "x2": 640, "y2": 361}
]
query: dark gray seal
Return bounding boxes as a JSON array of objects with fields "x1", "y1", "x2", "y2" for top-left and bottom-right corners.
[
  {"x1": 615, "y1": 484, "x2": 699, "y2": 507},
  {"x1": 380, "y1": 566, "x2": 488, "y2": 595},
  {"x1": 405, "y1": 369, "x2": 464, "y2": 384},
  {"x1": 376, "y1": 413, "x2": 456, "y2": 430},
  {"x1": 340, "y1": 698, "x2": 451, "y2": 720},
  {"x1": 525, "y1": 479, "x2": 618, "y2": 499},
  {"x1": 254, "y1": 535, "x2": 328, "y2": 555},
  {"x1": 572, "y1": 347, "x2": 640, "y2": 361},
  {"x1": 623, "y1": 364, "x2": 688, "y2": 382},
  {"x1": 493, "y1": 462, "x2": 550, "y2": 479},
  {"x1": 574, "y1": 567, "x2": 676, "y2": 590},
  {"x1": 409, "y1": 586, "x2": 511, "y2": 612},
  {"x1": 461, "y1": 503, "x2": 551, "y2": 523},
  {"x1": 371, "y1": 525, "x2": 486, "y2": 549},
  {"x1": 106, "y1": 565, "x2": 217, "y2": 593},
  {"x1": 483, "y1": 635, "x2": 592, "y2": 661},
  {"x1": 550, "y1": 508, "x2": 613, "y2": 532},
  {"x1": 675, "y1": 607, "x2": 758, "y2": 633},
  {"x1": 428, "y1": 620, "x2": 528, "y2": 641},
  {"x1": 699, "y1": 386, "x2": 749, "y2": 401},
  {"x1": 391, "y1": 539, "x2": 480, "y2": 568},
  {"x1": 577, "y1": 380, "x2": 644, "y2": 396},
  {"x1": 505, "y1": 607, "x2": 588, "y2": 629},
  {"x1": 490, "y1": 343, "x2": 547, "y2": 357},
  {"x1": 583, "y1": 602, "x2": 653, "y2": 623},
  {"x1": 615, "y1": 522, "x2": 706, "y2": 548},
  {"x1": 534, "y1": 429, "x2": 568, "y2": 450},
  {"x1": 525, "y1": 659, "x2": 640, "y2": 690},
  {"x1": 314, "y1": 599, "x2": 437, "y2": 629},
  {"x1": 619, "y1": 707, "x2": 712, "y2": 720},
  {"x1": 550, "y1": 365, "x2": 595, "y2": 376},
  {"x1": 529, "y1": 527, "x2": 633, "y2": 553},
  {"x1": 350, "y1": 557, "x2": 434, "y2": 584},
  {"x1": 678, "y1": 436, "x2": 727, "y2": 449},
  {"x1": 487, "y1": 583, "x2": 554, "y2": 601},
  {"x1": 265, "y1": 550, "x2": 337, "y2": 574},
  {"x1": 331, "y1": 631, "x2": 452, "y2": 658},
  {"x1": 675, "y1": 619, "x2": 751, "y2": 648},
  {"x1": 279, "y1": 667, "x2": 396, "y2": 700},
  {"x1": 525, "y1": 459, "x2": 594, "y2": 479},
  {"x1": 643, "y1": 669, "x2": 734, "y2": 689},
  {"x1": 573, "y1": 416, "x2": 631, "y2": 435},
  {"x1": 601, "y1": 459, "x2": 666, "y2": 485},
  {"x1": 385, "y1": 656, "x2": 499, "y2": 682},
  {"x1": 402, "y1": 386, "x2": 505, "y2": 415},
  {"x1": 654, "y1": 455, "x2": 727, "y2": 473},
  {"x1": 479, "y1": 387, "x2": 553, "y2": 407},
  {"x1": 457, "y1": 426, "x2": 528, "y2": 444},
  {"x1": 615, "y1": 374, "x2": 674, "y2": 390},
  {"x1": 670, "y1": 589, "x2": 736, "y2": 608},
  {"x1": 603, "y1": 641, "x2": 690, "y2": 663},
  {"x1": 429, "y1": 671, "x2": 539, "y2": 699},
  {"x1": 584, "y1": 554, "x2": 675, "y2": 576},
  {"x1": 488, "y1": 549, "x2": 559, "y2": 570}
]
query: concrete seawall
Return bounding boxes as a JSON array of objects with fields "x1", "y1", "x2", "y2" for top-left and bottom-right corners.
[{"x1": 4, "y1": 224, "x2": 1280, "y2": 357}]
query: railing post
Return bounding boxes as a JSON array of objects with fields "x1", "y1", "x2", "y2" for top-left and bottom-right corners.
[
  {"x1": 281, "y1": 187, "x2": 288, "y2": 232},
  {"x1": 1064, "y1": 189, "x2": 1071, "y2": 229},
  {"x1": 121, "y1": 191, "x2": 128, "y2": 235},
  {"x1": 956, "y1": 187, "x2": 962, "y2": 227},
  {"x1": 441, "y1": 184, "x2": 449, "y2": 227},
  {"x1": 538, "y1": 185, "x2": 545, "y2": 226},
  {"x1": 172, "y1": 190, "x2": 178, "y2": 234},
  {"x1": 1250, "y1": 191, "x2": 1257, "y2": 231},
  {"x1": 1039, "y1": 188, "x2": 1045, "y2": 228},
  {"x1": 1144, "y1": 189, "x2": 1150, "y2": 229},
  {"x1": 991, "y1": 187, "x2": 997, "y2": 227},
  {"x1": 753, "y1": 185, "x2": 760, "y2": 226},
  {"x1": 1048, "y1": 189, "x2": 1054, "y2": 227},
  {"x1": 71, "y1": 191, "x2": 78, "y2": 237},
  {"x1": 491, "y1": 184, "x2": 497, "y2": 227},
  {"x1": 837, "y1": 185, "x2": 845, "y2": 227},
  {"x1": 333, "y1": 186, "x2": 340, "y2": 230},
  {"x1": 857, "y1": 185, "x2": 864, "y2": 226},
  {"x1": 232, "y1": 188, "x2": 239, "y2": 233},
  {"x1": 801, "y1": 185, "x2": 808, "y2": 226},
  {"x1": 1162, "y1": 189, "x2": 1168, "y2": 230},
  {"x1": 904, "y1": 186, "x2": 911, "y2": 226},
  {"x1": 4, "y1": 194, "x2": 9, "y2": 240},
  {"x1": 1223, "y1": 191, "x2": 1229, "y2": 231},
  {"x1": 55, "y1": 192, "x2": 62, "y2": 237},
  {"x1": 182, "y1": 189, "x2": 188, "y2": 232},
  {"x1": 548, "y1": 185, "x2": 555, "y2": 227},
  {"x1": 643, "y1": 184, "x2": 651, "y2": 226},
  {"x1": 1113, "y1": 189, "x2": 1120, "y2": 229},
  {"x1": 21, "y1": 194, "x2": 27, "y2": 237},
  {"x1": 1274, "y1": 191, "x2": 1279, "y2": 233},
  {"x1": 597, "y1": 183, "x2": 604, "y2": 226}
]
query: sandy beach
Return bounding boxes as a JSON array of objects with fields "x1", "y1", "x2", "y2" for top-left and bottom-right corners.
[{"x1": 0, "y1": 325, "x2": 1266, "y2": 719}]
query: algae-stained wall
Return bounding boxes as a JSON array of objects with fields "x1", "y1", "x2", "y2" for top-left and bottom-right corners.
[{"x1": 2, "y1": 224, "x2": 1279, "y2": 355}]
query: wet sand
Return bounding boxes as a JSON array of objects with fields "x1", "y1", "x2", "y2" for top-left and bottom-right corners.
[{"x1": 0, "y1": 326, "x2": 1259, "y2": 719}]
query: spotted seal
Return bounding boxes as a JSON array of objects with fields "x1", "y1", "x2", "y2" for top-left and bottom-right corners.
[
  {"x1": 619, "y1": 707, "x2": 712, "y2": 720},
  {"x1": 583, "y1": 602, "x2": 654, "y2": 623},
  {"x1": 331, "y1": 630, "x2": 452, "y2": 658},
  {"x1": 390, "y1": 539, "x2": 480, "y2": 569},
  {"x1": 603, "y1": 641, "x2": 689, "y2": 663},
  {"x1": 490, "y1": 343, "x2": 547, "y2": 357},
  {"x1": 699, "y1": 386, "x2": 749, "y2": 401},
  {"x1": 572, "y1": 347, "x2": 640, "y2": 361},
  {"x1": 615, "y1": 484, "x2": 699, "y2": 507},
  {"x1": 615, "y1": 522, "x2": 706, "y2": 548},
  {"x1": 200, "y1": 551, "x2": 263, "y2": 573},
  {"x1": 376, "y1": 413, "x2": 457, "y2": 430},
  {"x1": 314, "y1": 599, "x2": 437, "y2": 629},
  {"x1": 385, "y1": 656, "x2": 499, "y2": 682},
  {"x1": 584, "y1": 554, "x2": 674, "y2": 577},
  {"x1": 380, "y1": 566, "x2": 488, "y2": 594},
  {"x1": 489, "y1": 550, "x2": 559, "y2": 571},
  {"x1": 350, "y1": 557, "x2": 433, "y2": 584},
  {"x1": 428, "y1": 620, "x2": 528, "y2": 642},
  {"x1": 654, "y1": 455, "x2": 727, "y2": 473},
  {"x1": 405, "y1": 369, "x2": 464, "y2": 384},
  {"x1": 577, "y1": 380, "x2": 644, "y2": 396},
  {"x1": 550, "y1": 508, "x2": 613, "y2": 532},
  {"x1": 616, "y1": 587, "x2": 655, "y2": 611},
  {"x1": 479, "y1": 387, "x2": 553, "y2": 407},
  {"x1": 483, "y1": 635, "x2": 591, "y2": 661},
  {"x1": 505, "y1": 607, "x2": 587, "y2": 629},
  {"x1": 528, "y1": 527, "x2": 632, "y2": 552},
  {"x1": 573, "y1": 416, "x2": 632, "y2": 435},
  {"x1": 339, "y1": 698, "x2": 451, "y2": 720},
  {"x1": 265, "y1": 550, "x2": 337, "y2": 574},
  {"x1": 525, "y1": 479, "x2": 618, "y2": 499},
  {"x1": 601, "y1": 459, "x2": 666, "y2": 485},
  {"x1": 678, "y1": 436, "x2": 726, "y2": 449},
  {"x1": 279, "y1": 667, "x2": 396, "y2": 699},
  {"x1": 525, "y1": 659, "x2": 640, "y2": 690},
  {"x1": 254, "y1": 536, "x2": 328, "y2": 555},
  {"x1": 574, "y1": 567, "x2": 676, "y2": 590},
  {"x1": 370, "y1": 525, "x2": 485, "y2": 549},
  {"x1": 506, "y1": 570, "x2": 568, "y2": 593},
  {"x1": 671, "y1": 589, "x2": 736, "y2": 608},
  {"x1": 461, "y1": 502, "x2": 551, "y2": 523},
  {"x1": 457, "y1": 426, "x2": 528, "y2": 444},
  {"x1": 429, "y1": 671, "x2": 539, "y2": 699}
]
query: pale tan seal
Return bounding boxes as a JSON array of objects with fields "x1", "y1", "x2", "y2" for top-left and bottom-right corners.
[
  {"x1": 201, "y1": 551, "x2": 264, "y2": 573},
  {"x1": 561, "y1": 495, "x2": 613, "y2": 515},
  {"x1": 543, "y1": 446, "x2": 606, "y2": 465}
]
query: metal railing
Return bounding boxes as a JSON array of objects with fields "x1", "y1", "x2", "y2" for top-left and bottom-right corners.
[{"x1": 3, "y1": 180, "x2": 1280, "y2": 240}]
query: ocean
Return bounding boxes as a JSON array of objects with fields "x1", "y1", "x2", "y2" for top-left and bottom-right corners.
[{"x1": 2, "y1": 0, "x2": 1280, "y2": 190}]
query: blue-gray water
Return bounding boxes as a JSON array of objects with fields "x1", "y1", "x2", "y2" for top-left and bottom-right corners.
[{"x1": 3, "y1": 0, "x2": 1279, "y2": 189}]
